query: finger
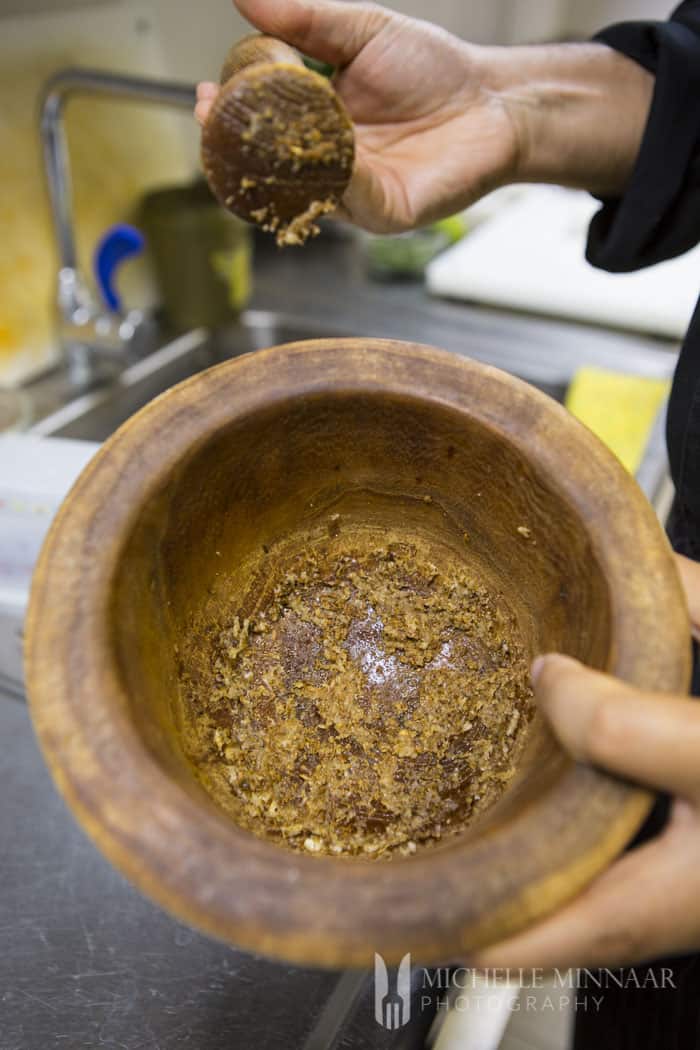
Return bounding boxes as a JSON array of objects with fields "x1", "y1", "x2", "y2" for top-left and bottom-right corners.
[
  {"x1": 675, "y1": 553, "x2": 700, "y2": 641},
  {"x1": 341, "y1": 163, "x2": 394, "y2": 233},
  {"x1": 329, "y1": 201, "x2": 352, "y2": 224},
  {"x1": 233, "y1": 0, "x2": 392, "y2": 66},
  {"x1": 194, "y1": 99, "x2": 215, "y2": 126},
  {"x1": 471, "y1": 799, "x2": 700, "y2": 969},
  {"x1": 196, "y1": 81, "x2": 219, "y2": 101},
  {"x1": 532, "y1": 654, "x2": 700, "y2": 801}
]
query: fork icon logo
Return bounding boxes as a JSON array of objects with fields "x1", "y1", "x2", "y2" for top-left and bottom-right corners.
[{"x1": 374, "y1": 952, "x2": 412, "y2": 1029}]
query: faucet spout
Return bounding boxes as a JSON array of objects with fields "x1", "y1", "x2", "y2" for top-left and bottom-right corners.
[{"x1": 40, "y1": 67, "x2": 197, "y2": 374}]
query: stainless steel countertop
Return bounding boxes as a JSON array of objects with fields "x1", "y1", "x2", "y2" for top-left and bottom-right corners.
[{"x1": 248, "y1": 230, "x2": 677, "y2": 387}]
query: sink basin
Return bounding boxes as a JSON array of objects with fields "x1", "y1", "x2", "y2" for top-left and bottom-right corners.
[
  {"x1": 30, "y1": 310, "x2": 573, "y2": 443},
  {"x1": 27, "y1": 308, "x2": 671, "y2": 507},
  {"x1": 31, "y1": 312, "x2": 347, "y2": 443}
]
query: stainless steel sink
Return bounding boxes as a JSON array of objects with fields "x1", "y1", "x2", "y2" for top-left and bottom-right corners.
[
  {"x1": 29, "y1": 311, "x2": 355, "y2": 442},
  {"x1": 26, "y1": 307, "x2": 674, "y2": 511},
  {"x1": 28, "y1": 309, "x2": 571, "y2": 443}
]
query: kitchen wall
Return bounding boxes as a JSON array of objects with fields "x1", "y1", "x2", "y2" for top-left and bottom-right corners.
[
  {"x1": 564, "y1": 0, "x2": 674, "y2": 36},
  {"x1": 0, "y1": 1, "x2": 198, "y2": 383},
  {"x1": 373, "y1": 0, "x2": 674, "y2": 41},
  {"x1": 154, "y1": 0, "x2": 676, "y2": 70}
]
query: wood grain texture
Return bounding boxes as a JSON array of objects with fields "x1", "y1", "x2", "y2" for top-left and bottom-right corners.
[
  {"x1": 25, "y1": 340, "x2": 691, "y2": 968},
  {"x1": 201, "y1": 34, "x2": 354, "y2": 235}
]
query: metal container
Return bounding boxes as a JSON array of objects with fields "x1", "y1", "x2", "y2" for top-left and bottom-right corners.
[{"x1": 139, "y1": 180, "x2": 251, "y2": 332}]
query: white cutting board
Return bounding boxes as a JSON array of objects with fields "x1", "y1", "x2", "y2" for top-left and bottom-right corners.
[{"x1": 427, "y1": 186, "x2": 700, "y2": 340}]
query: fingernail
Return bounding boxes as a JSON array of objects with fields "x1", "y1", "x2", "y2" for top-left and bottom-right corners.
[
  {"x1": 530, "y1": 654, "x2": 546, "y2": 684},
  {"x1": 531, "y1": 652, "x2": 582, "y2": 686}
]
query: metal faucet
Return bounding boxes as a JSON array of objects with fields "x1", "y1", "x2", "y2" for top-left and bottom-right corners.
[{"x1": 40, "y1": 68, "x2": 197, "y2": 379}]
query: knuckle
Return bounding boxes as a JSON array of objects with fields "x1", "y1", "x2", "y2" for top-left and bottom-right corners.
[
  {"x1": 361, "y1": 1, "x2": 387, "y2": 17},
  {"x1": 362, "y1": 11, "x2": 389, "y2": 42},
  {"x1": 359, "y1": 2, "x2": 392, "y2": 32}
]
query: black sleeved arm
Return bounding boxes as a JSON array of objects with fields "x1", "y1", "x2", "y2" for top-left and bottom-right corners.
[{"x1": 586, "y1": 0, "x2": 700, "y2": 272}]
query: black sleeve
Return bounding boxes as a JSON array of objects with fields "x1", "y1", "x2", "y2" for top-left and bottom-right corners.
[{"x1": 586, "y1": 0, "x2": 700, "y2": 273}]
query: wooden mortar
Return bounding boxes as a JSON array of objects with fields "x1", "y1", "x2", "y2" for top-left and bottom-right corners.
[
  {"x1": 201, "y1": 34, "x2": 355, "y2": 245},
  {"x1": 25, "y1": 340, "x2": 691, "y2": 968}
]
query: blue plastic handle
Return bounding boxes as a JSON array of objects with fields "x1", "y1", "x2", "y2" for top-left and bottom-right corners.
[{"x1": 94, "y1": 223, "x2": 145, "y2": 313}]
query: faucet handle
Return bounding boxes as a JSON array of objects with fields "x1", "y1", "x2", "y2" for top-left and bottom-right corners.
[
  {"x1": 56, "y1": 224, "x2": 146, "y2": 379},
  {"x1": 94, "y1": 223, "x2": 145, "y2": 313}
]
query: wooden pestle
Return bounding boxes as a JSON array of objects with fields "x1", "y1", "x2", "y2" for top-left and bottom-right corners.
[{"x1": 201, "y1": 34, "x2": 355, "y2": 245}]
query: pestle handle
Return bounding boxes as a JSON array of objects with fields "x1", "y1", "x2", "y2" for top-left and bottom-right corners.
[
  {"x1": 219, "y1": 34, "x2": 305, "y2": 86},
  {"x1": 202, "y1": 33, "x2": 354, "y2": 245}
]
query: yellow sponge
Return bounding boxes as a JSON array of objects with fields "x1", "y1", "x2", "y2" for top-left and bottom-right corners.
[{"x1": 565, "y1": 366, "x2": 670, "y2": 474}]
